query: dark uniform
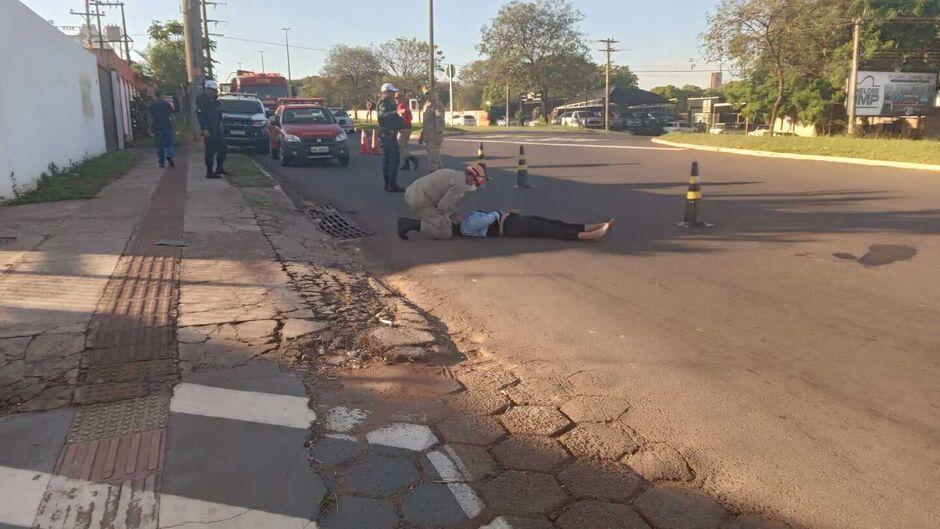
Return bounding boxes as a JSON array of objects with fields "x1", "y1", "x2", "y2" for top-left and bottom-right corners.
[
  {"x1": 196, "y1": 92, "x2": 226, "y2": 177},
  {"x1": 377, "y1": 95, "x2": 403, "y2": 191}
]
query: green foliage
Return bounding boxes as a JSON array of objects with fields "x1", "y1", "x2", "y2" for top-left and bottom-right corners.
[
  {"x1": 376, "y1": 37, "x2": 444, "y2": 94},
  {"x1": 130, "y1": 91, "x2": 153, "y2": 139},
  {"x1": 8, "y1": 150, "x2": 143, "y2": 205},
  {"x1": 139, "y1": 21, "x2": 187, "y2": 94},
  {"x1": 650, "y1": 84, "x2": 711, "y2": 114},
  {"x1": 320, "y1": 45, "x2": 385, "y2": 108}
]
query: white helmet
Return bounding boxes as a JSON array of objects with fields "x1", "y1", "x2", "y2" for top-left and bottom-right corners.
[
  {"x1": 380, "y1": 82, "x2": 398, "y2": 93},
  {"x1": 205, "y1": 79, "x2": 219, "y2": 90}
]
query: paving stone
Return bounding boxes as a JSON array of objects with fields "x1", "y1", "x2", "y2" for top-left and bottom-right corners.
[
  {"x1": 492, "y1": 435, "x2": 570, "y2": 472},
  {"x1": 322, "y1": 406, "x2": 369, "y2": 433},
  {"x1": 320, "y1": 495, "x2": 398, "y2": 529},
  {"x1": 626, "y1": 443, "x2": 694, "y2": 482},
  {"x1": 560, "y1": 395, "x2": 631, "y2": 423},
  {"x1": 499, "y1": 406, "x2": 572, "y2": 436},
  {"x1": 479, "y1": 516, "x2": 555, "y2": 529},
  {"x1": 366, "y1": 326, "x2": 436, "y2": 350},
  {"x1": 420, "y1": 443, "x2": 499, "y2": 483},
  {"x1": 633, "y1": 484, "x2": 729, "y2": 529},
  {"x1": 723, "y1": 514, "x2": 794, "y2": 529},
  {"x1": 437, "y1": 415, "x2": 507, "y2": 446},
  {"x1": 560, "y1": 423, "x2": 637, "y2": 460},
  {"x1": 480, "y1": 471, "x2": 569, "y2": 514},
  {"x1": 310, "y1": 434, "x2": 361, "y2": 467},
  {"x1": 455, "y1": 368, "x2": 518, "y2": 391},
  {"x1": 556, "y1": 501, "x2": 651, "y2": 529},
  {"x1": 445, "y1": 389, "x2": 511, "y2": 415},
  {"x1": 366, "y1": 422, "x2": 439, "y2": 452},
  {"x1": 402, "y1": 482, "x2": 481, "y2": 527},
  {"x1": 338, "y1": 454, "x2": 420, "y2": 497},
  {"x1": 383, "y1": 346, "x2": 431, "y2": 364},
  {"x1": 234, "y1": 319, "x2": 278, "y2": 341},
  {"x1": 557, "y1": 460, "x2": 645, "y2": 503},
  {"x1": 281, "y1": 318, "x2": 328, "y2": 341},
  {"x1": 505, "y1": 377, "x2": 573, "y2": 406}
]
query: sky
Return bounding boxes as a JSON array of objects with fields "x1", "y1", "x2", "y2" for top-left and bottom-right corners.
[{"x1": 21, "y1": 0, "x2": 724, "y2": 90}]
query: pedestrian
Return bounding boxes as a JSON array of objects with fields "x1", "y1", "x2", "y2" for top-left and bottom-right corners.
[
  {"x1": 196, "y1": 79, "x2": 226, "y2": 179},
  {"x1": 148, "y1": 90, "x2": 175, "y2": 168},
  {"x1": 377, "y1": 83, "x2": 404, "y2": 192},
  {"x1": 397, "y1": 163, "x2": 487, "y2": 240},
  {"x1": 365, "y1": 97, "x2": 375, "y2": 123},
  {"x1": 418, "y1": 87, "x2": 444, "y2": 172},
  {"x1": 396, "y1": 90, "x2": 418, "y2": 171}
]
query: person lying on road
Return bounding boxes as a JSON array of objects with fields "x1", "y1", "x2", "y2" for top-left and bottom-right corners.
[{"x1": 451, "y1": 210, "x2": 613, "y2": 241}]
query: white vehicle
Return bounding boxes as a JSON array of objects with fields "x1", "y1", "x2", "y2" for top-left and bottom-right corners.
[
  {"x1": 709, "y1": 123, "x2": 727, "y2": 134},
  {"x1": 748, "y1": 126, "x2": 770, "y2": 136},
  {"x1": 496, "y1": 117, "x2": 518, "y2": 126},
  {"x1": 563, "y1": 111, "x2": 603, "y2": 128},
  {"x1": 453, "y1": 115, "x2": 477, "y2": 126},
  {"x1": 662, "y1": 121, "x2": 696, "y2": 133},
  {"x1": 552, "y1": 111, "x2": 572, "y2": 125},
  {"x1": 328, "y1": 108, "x2": 354, "y2": 134}
]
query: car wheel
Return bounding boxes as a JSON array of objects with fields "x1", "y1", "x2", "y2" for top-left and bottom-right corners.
[
  {"x1": 279, "y1": 149, "x2": 291, "y2": 167},
  {"x1": 338, "y1": 155, "x2": 350, "y2": 167}
]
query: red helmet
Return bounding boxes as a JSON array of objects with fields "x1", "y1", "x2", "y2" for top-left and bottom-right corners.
[{"x1": 465, "y1": 163, "x2": 487, "y2": 181}]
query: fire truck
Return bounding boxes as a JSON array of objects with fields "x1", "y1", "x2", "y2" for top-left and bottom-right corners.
[{"x1": 232, "y1": 70, "x2": 289, "y2": 112}]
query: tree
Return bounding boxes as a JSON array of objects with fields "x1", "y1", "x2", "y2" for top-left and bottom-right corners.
[
  {"x1": 453, "y1": 60, "x2": 490, "y2": 110},
  {"x1": 592, "y1": 65, "x2": 638, "y2": 90},
  {"x1": 376, "y1": 37, "x2": 444, "y2": 93},
  {"x1": 139, "y1": 21, "x2": 187, "y2": 95},
  {"x1": 478, "y1": 0, "x2": 592, "y2": 116},
  {"x1": 321, "y1": 45, "x2": 385, "y2": 108}
]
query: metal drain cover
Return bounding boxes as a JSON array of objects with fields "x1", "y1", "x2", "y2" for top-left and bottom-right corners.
[{"x1": 308, "y1": 205, "x2": 371, "y2": 239}]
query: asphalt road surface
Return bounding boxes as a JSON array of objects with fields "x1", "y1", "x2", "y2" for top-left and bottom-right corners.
[{"x1": 255, "y1": 132, "x2": 940, "y2": 529}]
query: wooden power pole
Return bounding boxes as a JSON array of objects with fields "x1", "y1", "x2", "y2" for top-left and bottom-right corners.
[
  {"x1": 182, "y1": 0, "x2": 205, "y2": 138},
  {"x1": 598, "y1": 38, "x2": 620, "y2": 131},
  {"x1": 846, "y1": 18, "x2": 861, "y2": 135}
]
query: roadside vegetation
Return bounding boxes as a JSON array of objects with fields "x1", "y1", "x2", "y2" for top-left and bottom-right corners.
[
  {"x1": 661, "y1": 133, "x2": 940, "y2": 165},
  {"x1": 6, "y1": 150, "x2": 143, "y2": 205},
  {"x1": 224, "y1": 153, "x2": 275, "y2": 187}
]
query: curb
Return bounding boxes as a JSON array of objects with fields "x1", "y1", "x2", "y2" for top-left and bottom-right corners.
[{"x1": 651, "y1": 138, "x2": 940, "y2": 173}]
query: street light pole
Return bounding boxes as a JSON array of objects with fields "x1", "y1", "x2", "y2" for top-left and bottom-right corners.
[
  {"x1": 259, "y1": 50, "x2": 265, "y2": 73},
  {"x1": 282, "y1": 27, "x2": 292, "y2": 96}
]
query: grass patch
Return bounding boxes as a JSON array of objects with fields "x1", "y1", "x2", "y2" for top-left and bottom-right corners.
[
  {"x1": 660, "y1": 133, "x2": 940, "y2": 165},
  {"x1": 224, "y1": 153, "x2": 275, "y2": 187},
  {"x1": 7, "y1": 149, "x2": 143, "y2": 205}
]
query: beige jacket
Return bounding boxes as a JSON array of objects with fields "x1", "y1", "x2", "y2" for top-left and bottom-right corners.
[
  {"x1": 419, "y1": 102, "x2": 445, "y2": 143},
  {"x1": 404, "y1": 169, "x2": 471, "y2": 214}
]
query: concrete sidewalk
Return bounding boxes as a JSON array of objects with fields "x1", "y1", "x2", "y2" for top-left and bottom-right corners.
[{"x1": 0, "y1": 147, "x2": 796, "y2": 529}]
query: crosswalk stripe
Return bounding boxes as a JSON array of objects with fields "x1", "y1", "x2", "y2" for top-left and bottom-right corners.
[
  {"x1": 170, "y1": 383, "x2": 315, "y2": 429},
  {"x1": 0, "y1": 466, "x2": 52, "y2": 527}
]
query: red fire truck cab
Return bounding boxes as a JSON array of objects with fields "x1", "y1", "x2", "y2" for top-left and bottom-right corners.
[{"x1": 232, "y1": 70, "x2": 289, "y2": 113}]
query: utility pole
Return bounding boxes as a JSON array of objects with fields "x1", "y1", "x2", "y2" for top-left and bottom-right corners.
[
  {"x1": 505, "y1": 83, "x2": 510, "y2": 127},
  {"x1": 282, "y1": 28, "x2": 292, "y2": 95},
  {"x1": 94, "y1": 4, "x2": 105, "y2": 50},
  {"x1": 182, "y1": 0, "x2": 205, "y2": 138},
  {"x1": 428, "y1": 0, "x2": 435, "y2": 96},
  {"x1": 84, "y1": 0, "x2": 93, "y2": 49},
  {"x1": 259, "y1": 50, "x2": 266, "y2": 73},
  {"x1": 118, "y1": 2, "x2": 130, "y2": 61},
  {"x1": 847, "y1": 17, "x2": 861, "y2": 135},
  {"x1": 200, "y1": 0, "x2": 212, "y2": 78},
  {"x1": 597, "y1": 38, "x2": 619, "y2": 131},
  {"x1": 446, "y1": 64, "x2": 455, "y2": 119}
]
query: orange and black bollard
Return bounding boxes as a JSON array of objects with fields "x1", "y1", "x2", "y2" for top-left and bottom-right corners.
[
  {"x1": 515, "y1": 145, "x2": 532, "y2": 189},
  {"x1": 675, "y1": 161, "x2": 713, "y2": 228},
  {"x1": 477, "y1": 142, "x2": 486, "y2": 171}
]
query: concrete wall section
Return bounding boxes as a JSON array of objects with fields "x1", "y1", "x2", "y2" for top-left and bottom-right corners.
[{"x1": 0, "y1": 1, "x2": 107, "y2": 201}]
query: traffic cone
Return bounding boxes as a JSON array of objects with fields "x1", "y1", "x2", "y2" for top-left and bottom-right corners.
[
  {"x1": 477, "y1": 142, "x2": 486, "y2": 171},
  {"x1": 514, "y1": 145, "x2": 532, "y2": 189},
  {"x1": 675, "y1": 161, "x2": 714, "y2": 228},
  {"x1": 359, "y1": 129, "x2": 368, "y2": 154},
  {"x1": 370, "y1": 129, "x2": 381, "y2": 155}
]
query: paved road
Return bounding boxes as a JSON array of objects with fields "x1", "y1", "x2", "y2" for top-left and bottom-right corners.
[{"x1": 256, "y1": 132, "x2": 940, "y2": 529}]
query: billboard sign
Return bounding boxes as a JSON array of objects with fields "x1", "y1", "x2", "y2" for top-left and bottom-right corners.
[{"x1": 854, "y1": 71, "x2": 937, "y2": 116}]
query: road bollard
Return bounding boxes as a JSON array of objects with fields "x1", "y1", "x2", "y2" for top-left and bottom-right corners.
[
  {"x1": 477, "y1": 142, "x2": 486, "y2": 171},
  {"x1": 675, "y1": 161, "x2": 714, "y2": 228},
  {"x1": 515, "y1": 145, "x2": 532, "y2": 189},
  {"x1": 370, "y1": 129, "x2": 381, "y2": 155}
]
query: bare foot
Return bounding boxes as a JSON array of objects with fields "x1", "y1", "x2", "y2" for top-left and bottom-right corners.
[
  {"x1": 585, "y1": 218, "x2": 614, "y2": 231},
  {"x1": 578, "y1": 223, "x2": 610, "y2": 240}
]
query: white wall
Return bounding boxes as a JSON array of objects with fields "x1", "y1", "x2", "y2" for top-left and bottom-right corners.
[{"x1": 0, "y1": 1, "x2": 107, "y2": 201}]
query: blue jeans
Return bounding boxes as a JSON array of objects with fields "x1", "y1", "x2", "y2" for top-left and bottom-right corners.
[
  {"x1": 154, "y1": 129, "x2": 175, "y2": 165},
  {"x1": 381, "y1": 134, "x2": 400, "y2": 188}
]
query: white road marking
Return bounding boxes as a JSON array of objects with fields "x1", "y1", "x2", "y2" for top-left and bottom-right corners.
[
  {"x1": 443, "y1": 444, "x2": 475, "y2": 480},
  {"x1": 0, "y1": 466, "x2": 52, "y2": 527},
  {"x1": 365, "y1": 423, "x2": 439, "y2": 452},
  {"x1": 447, "y1": 483, "x2": 484, "y2": 519},
  {"x1": 323, "y1": 406, "x2": 368, "y2": 433},
  {"x1": 170, "y1": 383, "x2": 315, "y2": 429},
  {"x1": 159, "y1": 494, "x2": 317, "y2": 528},
  {"x1": 32, "y1": 474, "x2": 160, "y2": 529},
  {"x1": 426, "y1": 449, "x2": 465, "y2": 482},
  {"x1": 479, "y1": 516, "x2": 513, "y2": 529},
  {"x1": 448, "y1": 137, "x2": 682, "y2": 151}
]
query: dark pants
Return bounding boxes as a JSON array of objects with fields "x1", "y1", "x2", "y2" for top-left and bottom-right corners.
[
  {"x1": 381, "y1": 134, "x2": 400, "y2": 188},
  {"x1": 204, "y1": 135, "x2": 227, "y2": 172},
  {"x1": 154, "y1": 129, "x2": 175, "y2": 165},
  {"x1": 502, "y1": 214, "x2": 584, "y2": 241}
]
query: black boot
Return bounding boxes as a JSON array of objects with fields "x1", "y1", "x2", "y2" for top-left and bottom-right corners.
[
  {"x1": 409, "y1": 156, "x2": 419, "y2": 171},
  {"x1": 387, "y1": 184, "x2": 405, "y2": 193},
  {"x1": 397, "y1": 217, "x2": 420, "y2": 240},
  {"x1": 215, "y1": 167, "x2": 230, "y2": 176},
  {"x1": 400, "y1": 159, "x2": 411, "y2": 170},
  {"x1": 205, "y1": 168, "x2": 217, "y2": 178}
]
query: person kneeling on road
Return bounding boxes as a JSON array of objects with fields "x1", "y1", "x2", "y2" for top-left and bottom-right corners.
[
  {"x1": 452, "y1": 210, "x2": 613, "y2": 241},
  {"x1": 398, "y1": 163, "x2": 488, "y2": 240}
]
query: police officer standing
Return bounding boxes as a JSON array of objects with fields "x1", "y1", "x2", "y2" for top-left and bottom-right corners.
[
  {"x1": 377, "y1": 83, "x2": 404, "y2": 192},
  {"x1": 196, "y1": 79, "x2": 226, "y2": 179}
]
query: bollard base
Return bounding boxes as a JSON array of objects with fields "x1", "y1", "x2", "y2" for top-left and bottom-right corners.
[
  {"x1": 513, "y1": 184, "x2": 534, "y2": 190},
  {"x1": 675, "y1": 220, "x2": 714, "y2": 228}
]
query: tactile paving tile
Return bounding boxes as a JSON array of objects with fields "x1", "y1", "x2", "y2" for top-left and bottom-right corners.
[
  {"x1": 73, "y1": 381, "x2": 174, "y2": 405},
  {"x1": 55, "y1": 429, "x2": 166, "y2": 481},
  {"x1": 87, "y1": 326, "x2": 175, "y2": 351},
  {"x1": 68, "y1": 395, "x2": 171, "y2": 442},
  {"x1": 79, "y1": 359, "x2": 177, "y2": 385}
]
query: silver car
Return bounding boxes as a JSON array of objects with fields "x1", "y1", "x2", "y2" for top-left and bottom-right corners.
[{"x1": 328, "y1": 108, "x2": 354, "y2": 134}]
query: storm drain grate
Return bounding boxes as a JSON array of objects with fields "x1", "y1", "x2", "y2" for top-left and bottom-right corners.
[{"x1": 308, "y1": 205, "x2": 371, "y2": 239}]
